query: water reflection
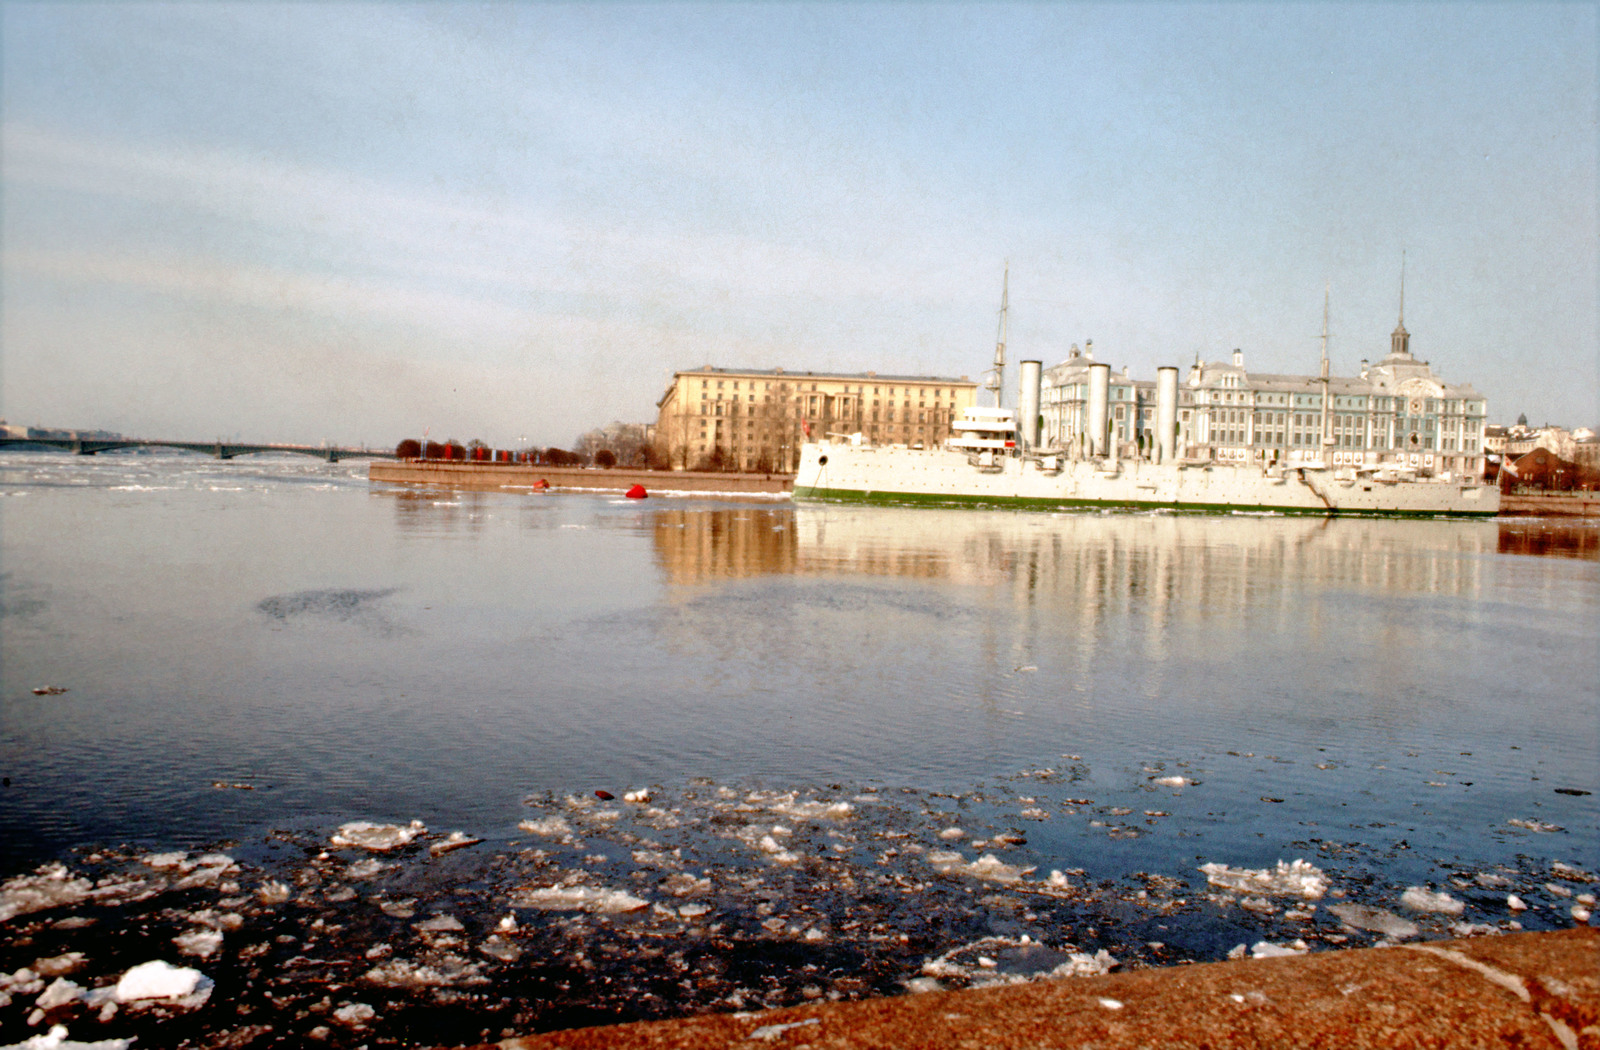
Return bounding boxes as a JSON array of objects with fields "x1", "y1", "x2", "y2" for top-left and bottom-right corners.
[
  {"x1": 653, "y1": 507, "x2": 1508, "y2": 601},
  {"x1": 1497, "y1": 519, "x2": 1600, "y2": 559}
]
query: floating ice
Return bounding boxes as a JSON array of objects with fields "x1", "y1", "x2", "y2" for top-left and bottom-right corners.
[
  {"x1": 414, "y1": 914, "x2": 464, "y2": 933},
  {"x1": 1399, "y1": 887, "x2": 1465, "y2": 915},
  {"x1": 926, "y1": 851, "x2": 1028, "y2": 883},
  {"x1": 1507, "y1": 818, "x2": 1564, "y2": 833},
  {"x1": 511, "y1": 885, "x2": 650, "y2": 914},
  {"x1": 623, "y1": 789, "x2": 652, "y2": 803},
  {"x1": 1249, "y1": 940, "x2": 1308, "y2": 958},
  {"x1": 0, "y1": 1026, "x2": 133, "y2": 1050},
  {"x1": 34, "y1": 978, "x2": 83, "y2": 1010},
  {"x1": 1052, "y1": 950, "x2": 1117, "y2": 978},
  {"x1": 517, "y1": 816, "x2": 574, "y2": 839},
  {"x1": 330, "y1": 820, "x2": 425, "y2": 851},
  {"x1": 1151, "y1": 776, "x2": 1192, "y2": 787},
  {"x1": 113, "y1": 960, "x2": 213, "y2": 1006},
  {"x1": 1573, "y1": 906, "x2": 1592, "y2": 924},
  {"x1": 364, "y1": 956, "x2": 485, "y2": 988},
  {"x1": 1199, "y1": 860, "x2": 1326, "y2": 900},
  {"x1": 256, "y1": 881, "x2": 291, "y2": 905},
  {"x1": 1552, "y1": 862, "x2": 1597, "y2": 883},
  {"x1": 0, "y1": 866, "x2": 93, "y2": 923},
  {"x1": 333, "y1": 1002, "x2": 375, "y2": 1026},
  {"x1": 1327, "y1": 904, "x2": 1419, "y2": 940},
  {"x1": 171, "y1": 929, "x2": 223, "y2": 958},
  {"x1": 430, "y1": 832, "x2": 482, "y2": 857},
  {"x1": 346, "y1": 858, "x2": 387, "y2": 879},
  {"x1": 141, "y1": 853, "x2": 188, "y2": 870}
]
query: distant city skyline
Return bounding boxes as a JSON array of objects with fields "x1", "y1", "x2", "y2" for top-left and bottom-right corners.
[{"x1": 3, "y1": 3, "x2": 1595, "y2": 448}]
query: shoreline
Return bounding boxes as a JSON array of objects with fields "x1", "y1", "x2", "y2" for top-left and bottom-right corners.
[
  {"x1": 367, "y1": 462, "x2": 1599, "y2": 516},
  {"x1": 482, "y1": 926, "x2": 1598, "y2": 1049}
]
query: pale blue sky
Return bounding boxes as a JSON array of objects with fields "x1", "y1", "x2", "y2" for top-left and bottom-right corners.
[{"x1": 3, "y1": 2, "x2": 1595, "y2": 447}]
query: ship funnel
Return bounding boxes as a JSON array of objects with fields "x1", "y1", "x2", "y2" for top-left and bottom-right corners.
[
  {"x1": 1087, "y1": 362, "x2": 1111, "y2": 458},
  {"x1": 1018, "y1": 360, "x2": 1042, "y2": 450},
  {"x1": 1156, "y1": 366, "x2": 1178, "y2": 463}
]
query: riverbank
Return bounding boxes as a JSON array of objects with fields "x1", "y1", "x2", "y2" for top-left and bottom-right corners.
[
  {"x1": 368, "y1": 462, "x2": 1600, "y2": 517},
  {"x1": 1500, "y1": 491, "x2": 1600, "y2": 517},
  {"x1": 480, "y1": 926, "x2": 1597, "y2": 1050},
  {"x1": 368, "y1": 461, "x2": 792, "y2": 496}
]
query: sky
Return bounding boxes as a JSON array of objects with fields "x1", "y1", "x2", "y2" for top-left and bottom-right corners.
[{"x1": 2, "y1": 2, "x2": 1595, "y2": 449}]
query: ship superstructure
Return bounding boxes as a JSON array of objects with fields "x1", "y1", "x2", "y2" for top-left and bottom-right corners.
[{"x1": 794, "y1": 284, "x2": 1500, "y2": 518}]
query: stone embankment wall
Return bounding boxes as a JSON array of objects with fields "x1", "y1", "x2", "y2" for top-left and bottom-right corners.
[
  {"x1": 1499, "y1": 491, "x2": 1600, "y2": 517},
  {"x1": 369, "y1": 461, "x2": 793, "y2": 495}
]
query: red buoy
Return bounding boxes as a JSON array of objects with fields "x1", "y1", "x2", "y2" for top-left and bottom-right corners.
[
  {"x1": 625, "y1": 484, "x2": 647, "y2": 499},
  {"x1": 532, "y1": 478, "x2": 550, "y2": 491}
]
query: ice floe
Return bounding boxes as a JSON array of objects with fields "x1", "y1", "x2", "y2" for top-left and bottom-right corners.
[
  {"x1": 330, "y1": 820, "x2": 426, "y2": 851},
  {"x1": 113, "y1": 960, "x2": 212, "y2": 1007},
  {"x1": 0, "y1": 1026, "x2": 133, "y2": 1050},
  {"x1": 1327, "y1": 904, "x2": 1419, "y2": 940},
  {"x1": 0, "y1": 866, "x2": 93, "y2": 923},
  {"x1": 1198, "y1": 860, "x2": 1326, "y2": 900},
  {"x1": 1399, "y1": 887, "x2": 1465, "y2": 915},
  {"x1": 511, "y1": 885, "x2": 650, "y2": 914}
]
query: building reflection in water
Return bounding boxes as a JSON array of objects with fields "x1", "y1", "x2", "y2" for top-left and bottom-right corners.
[{"x1": 648, "y1": 507, "x2": 1581, "y2": 721}]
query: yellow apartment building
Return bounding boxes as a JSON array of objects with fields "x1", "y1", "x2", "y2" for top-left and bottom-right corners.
[{"x1": 655, "y1": 366, "x2": 979, "y2": 472}]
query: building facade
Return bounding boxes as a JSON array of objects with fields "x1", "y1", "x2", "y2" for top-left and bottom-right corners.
[
  {"x1": 1040, "y1": 313, "x2": 1489, "y2": 479},
  {"x1": 655, "y1": 366, "x2": 979, "y2": 472}
]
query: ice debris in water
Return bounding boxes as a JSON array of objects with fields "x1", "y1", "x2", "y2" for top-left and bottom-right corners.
[
  {"x1": 1507, "y1": 818, "x2": 1564, "y2": 833},
  {"x1": 1199, "y1": 860, "x2": 1327, "y2": 900},
  {"x1": 517, "y1": 816, "x2": 574, "y2": 839},
  {"x1": 113, "y1": 960, "x2": 213, "y2": 1006},
  {"x1": 1249, "y1": 940, "x2": 1309, "y2": 958},
  {"x1": 1399, "y1": 887, "x2": 1465, "y2": 915},
  {"x1": 330, "y1": 820, "x2": 425, "y2": 851},
  {"x1": 926, "y1": 851, "x2": 1030, "y2": 883},
  {"x1": 1151, "y1": 776, "x2": 1193, "y2": 787},
  {"x1": 511, "y1": 885, "x2": 650, "y2": 914},
  {"x1": 0, "y1": 1026, "x2": 133, "y2": 1050},
  {"x1": 0, "y1": 866, "x2": 93, "y2": 923},
  {"x1": 1327, "y1": 904, "x2": 1419, "y2": 941}
]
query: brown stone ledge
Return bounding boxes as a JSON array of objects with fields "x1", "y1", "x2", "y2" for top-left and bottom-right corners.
[{"x1": 454, "y1": 928, "x2": 1597, "y2": 1050}]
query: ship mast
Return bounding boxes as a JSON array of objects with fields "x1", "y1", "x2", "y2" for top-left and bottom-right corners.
[
  {"x1": 1318, "y1": 282, "x2": 1332, "y2": 465},
  {"x1": 985, "y1": 265, "x2": 1009, "y2": 409}
]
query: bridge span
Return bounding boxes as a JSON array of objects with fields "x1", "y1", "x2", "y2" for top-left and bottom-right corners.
[{"x1": 0, "y1": 437, "x2": 398, "y2": 462}]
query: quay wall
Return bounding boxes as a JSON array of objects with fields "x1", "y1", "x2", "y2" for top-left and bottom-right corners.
[
  {"x1": 1499, "y1": 491, "x2": 1600, "y2": 517},
  {"x1": 369, "y1": 460, "x2": 793, "y2": 496}
]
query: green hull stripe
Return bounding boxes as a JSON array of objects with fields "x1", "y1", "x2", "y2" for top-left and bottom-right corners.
[{"x1": 791, "y1": 486, "x2": 1498, "y2": 519}]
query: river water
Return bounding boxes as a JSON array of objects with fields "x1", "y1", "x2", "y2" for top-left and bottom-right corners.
[{"x1": 1, "y1": 451, "x2": 1595, "y2": 1046}]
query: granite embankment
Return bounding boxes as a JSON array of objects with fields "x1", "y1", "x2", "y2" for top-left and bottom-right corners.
[
  {"x1": 471, "y1": 927, "x2": 1598, "y2": 1050},
  {"x1": 368, "y1": 461, "x2": 792, "y2": 496}
]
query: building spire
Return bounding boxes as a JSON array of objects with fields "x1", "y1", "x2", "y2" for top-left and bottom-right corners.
[{"x1": 1391, "y1": 251, "x2": 1411, "y2": 358}]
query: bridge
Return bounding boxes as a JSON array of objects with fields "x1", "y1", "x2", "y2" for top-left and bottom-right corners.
[{"x1": 0, "y1": 437, "x2": 398, "y2": 462}]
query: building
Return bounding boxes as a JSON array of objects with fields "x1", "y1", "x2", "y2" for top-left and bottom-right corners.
[
  {"x1": 1039, "y1": 302, "x2": 1490, "y2": 480},
  {"x1": 655, "y1": 366, "x2": 979, "y2": 472}
]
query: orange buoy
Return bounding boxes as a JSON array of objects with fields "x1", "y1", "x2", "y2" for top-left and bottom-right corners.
[
  {"x1": 625, "y1": 484, "x2": 648, "y2": 499},
  {"x1": 532, "y1": 478, "x2": 550, "y2": 491}
]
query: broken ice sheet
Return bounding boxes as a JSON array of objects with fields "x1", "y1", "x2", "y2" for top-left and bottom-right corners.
[
  {"x1": 1198, "y1": 860, "x2": 1327, "y2": 900},
  {"x1": 330, "y1": 820, "x2": 426, "y2": 851}
]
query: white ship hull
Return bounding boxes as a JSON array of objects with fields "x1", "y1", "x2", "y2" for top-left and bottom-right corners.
[{"x1": 794, "y1": 443, "x2": 1499, "y2": 517}]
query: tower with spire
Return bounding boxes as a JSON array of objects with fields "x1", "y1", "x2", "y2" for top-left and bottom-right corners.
[{"x1": 1390, "y1": 252, "x2": 1411, "y2": 359}]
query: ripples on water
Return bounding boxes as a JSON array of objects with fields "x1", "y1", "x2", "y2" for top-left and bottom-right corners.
[{"x1": 0, "y1": 452, "x2": 1595, "y2": 1046}]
